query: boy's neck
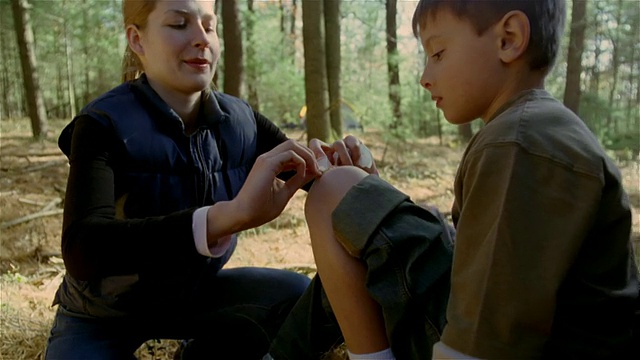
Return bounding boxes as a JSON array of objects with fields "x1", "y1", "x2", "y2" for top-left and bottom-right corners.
[{"x1": 482, "y1": 68, "x2": 546, "y2": 123}]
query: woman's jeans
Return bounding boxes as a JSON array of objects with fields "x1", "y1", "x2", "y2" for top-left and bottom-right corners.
[{"x1": 45, "y1": 267, "x2": 310, "y2": 360}]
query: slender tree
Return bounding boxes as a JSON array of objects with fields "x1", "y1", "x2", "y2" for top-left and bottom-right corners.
[
  {"x1": 324, "y1": 0, "x2": 342, "y2": 136},
  {"x1": 606, "y1": 0, "x2": 622, "y2": 130},
  {"x1": 11, "y1": 0, "x2": 48, "y2": 140},
  {"x1": 0, "y1": 6, "x2": 14, "y2": 119},
  {"x1": 563, "y1": 0, "x2": 587, "y2": 115},
  {"x1": 222, "y1": 0, "x2": 243, "y2": 97},
  {"x1": 279, "y1": 0, "x2": 286, "y2": 34},
  {"x1": 246, "y1": 0, "x2": 259, "y2": 110},
  {"x1": 63, "y1": 0, "x2": 76, "y2": 119},
  {"x1": 302, "y1": 0, "x2": 330, "y2": 142},
  {"x1": 627, "y1": 5, "x2": 639, "y2": 133},
  {"x1": 385, "y1": 0, "x2": 401, "y2": 128},
  {"x1": 290, "y1": 0, "x2": 297, "y2": 37}
]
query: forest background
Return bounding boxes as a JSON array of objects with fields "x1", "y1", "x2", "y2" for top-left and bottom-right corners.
[{"x1": 0, "y1": 0, "x2": 639, "y2": 359}]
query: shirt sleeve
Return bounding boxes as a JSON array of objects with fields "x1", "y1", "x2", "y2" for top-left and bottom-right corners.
[
  {"x1": 255, "y1": 111, "x2": 288, "y2": 154},
  {"x1": 254, "y1": 111, "x2": 314, "y2": 191},
  {"x1": 60, "y1": 115, "x2": 199, "y2": 281},
  {"x1": 192, "y1": 206, "x2": 233, "y2": 257},
  {"x1": 442, "y1": 144, "x2": 603, "y2": 358}
]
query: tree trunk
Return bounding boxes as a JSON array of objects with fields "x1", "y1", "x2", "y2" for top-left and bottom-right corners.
[
  {"x1": 291, "y1": 0, "x2": 297, "y2": 37},
  {"x1": 324, "y1": 0, "x2": 342, "y2": 137},
  {"x1": 0, "y1": 11, "x2": 13, "y2": 119},
  {"x1": 246, "y1": 0, "x2": 259, "y2": 110},
  {"x1": 563, "y1": 0, "x2": 587, "y2": 116},
  {"x1": 11, "y1": 0, "x2": 48, "y2": 140},
  {"x1": 63, "y1": 0, "x2": 76, "y2": 119},
  {"x1": 606, "y1": 0, "x2": 622, "y2": 131},
  {"x1": 302, "y1": 0, "x2": 330, "y2": 142},
  {"x1": 222, "y1": 0, "x2": 243, "y2": 97},
  {"x1": 279, "y1": 0, "x2": 286, "y2": 34},
  {"x1": 386, "y1": 0, "x2": 402, "y2": 128},
  {"x1": 82, "y1": 0, "x2": 91, "y2": 104},
  {"x1": 627, "y1": 9, "x2": 639, "y2": 134},
  {"x1": 288, "y1": 0, "x2": 298, "y2": 61}
]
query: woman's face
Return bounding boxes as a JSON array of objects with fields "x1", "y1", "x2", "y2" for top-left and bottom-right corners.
[{"x1": 128, "y1": 0, "x2": 219, "y2": 96}]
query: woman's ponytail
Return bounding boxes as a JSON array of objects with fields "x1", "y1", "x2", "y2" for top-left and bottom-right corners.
[{"x1": 121, "y1": 45, "x2": 142, "y2": 82}]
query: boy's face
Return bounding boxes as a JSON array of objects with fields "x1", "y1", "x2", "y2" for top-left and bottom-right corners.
[{"x1": 419, "y1": 9, "x2": 505, "y2": 124}]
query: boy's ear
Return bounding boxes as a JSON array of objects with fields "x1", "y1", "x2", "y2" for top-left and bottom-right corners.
[
  {"x1": 126, "y1": 25, "x2": 145, "y2": 57},
  {"x1": 496, "y1": 10, "x2": 530, "y2": 64}
]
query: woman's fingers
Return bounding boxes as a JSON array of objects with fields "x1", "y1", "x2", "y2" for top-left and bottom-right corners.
[
  {"x1": 308, "y1": 136, "x2": 377, "y2": 175},
  {"x1": 309, "y1": 138, "x2": 332, "y2": 172},
  {"x1": 271, "y1": 139, "x2": 321, "y2": 176},
  {"x1": 331, "y1": 140, "x2": 353, "y2": 166}
]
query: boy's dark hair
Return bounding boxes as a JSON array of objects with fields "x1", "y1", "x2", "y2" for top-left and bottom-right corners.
[{"x1": 412, "y1": 0, "x2": 566, "y2": 73}]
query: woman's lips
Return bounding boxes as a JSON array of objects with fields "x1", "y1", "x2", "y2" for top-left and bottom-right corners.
[{"x1": 184, "y1": 59, "x2": 210, "y2": 70}]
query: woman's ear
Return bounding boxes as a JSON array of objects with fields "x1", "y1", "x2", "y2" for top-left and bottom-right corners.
[
  {"x1": 496, "y1": 10, "x2": 530, "y2": 64},
  {"x1": 126, "y1": 24, "x2": 145, "y2": 57}
]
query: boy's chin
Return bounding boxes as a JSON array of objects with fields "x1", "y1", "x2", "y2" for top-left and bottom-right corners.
[{"x1": 444, "y1": 114, "x2": 474, "y2": 126}]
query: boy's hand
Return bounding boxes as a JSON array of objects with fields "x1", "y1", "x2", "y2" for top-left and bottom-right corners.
[{"x1": 309, "y1": 136, "x2": 378, "y2": 175}]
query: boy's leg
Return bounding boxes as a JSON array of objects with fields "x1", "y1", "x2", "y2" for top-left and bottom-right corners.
[
  {"x1": 305, "y1": 166, "x2": 454, "y2": 359},
  {"x1": 304, "y1": 166, "x2": 390, "y2": 354}
]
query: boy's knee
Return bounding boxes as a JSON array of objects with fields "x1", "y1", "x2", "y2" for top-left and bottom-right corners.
[{"x1": 305, "y1": 166, "x2": 368, "y2": 224}]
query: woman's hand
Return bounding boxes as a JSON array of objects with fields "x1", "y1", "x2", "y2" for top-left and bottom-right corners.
[
  {"x1": 207, "y1": 140, "x2": 321, "y2": 240},
  {"x1": 309, "y1": 135, "x2": 378, "y2": 175}
]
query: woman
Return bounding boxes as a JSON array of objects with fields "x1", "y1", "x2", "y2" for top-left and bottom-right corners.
[{"x1": 45, "y1": 1, "x2": 322, "y2": 358}]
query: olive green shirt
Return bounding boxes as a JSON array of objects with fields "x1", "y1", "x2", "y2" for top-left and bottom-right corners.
[{"x1": 442, "y1": 90, "x2": 638, "y2": 358}]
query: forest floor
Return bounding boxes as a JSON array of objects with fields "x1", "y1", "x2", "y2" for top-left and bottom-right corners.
[{"x1": 1, "y1": 118, "x2": 638, "y2": 359}]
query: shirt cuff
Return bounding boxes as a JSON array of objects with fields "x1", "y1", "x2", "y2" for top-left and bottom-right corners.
[
  {"x1": 193, "y1": 206, "x2": 234, "y2": 258},
  {"x1": 432, "y1": 342, "x2": 478, "y2": 359}
]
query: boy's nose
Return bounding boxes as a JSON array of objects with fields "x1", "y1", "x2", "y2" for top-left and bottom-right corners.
[{"x1": 420, "y1": 69, "x2": 432, "y2": 90}]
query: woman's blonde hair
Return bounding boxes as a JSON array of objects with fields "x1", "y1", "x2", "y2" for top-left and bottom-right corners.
[{"x1": 121, "y1": 0, "x2": 157, "y2": 82}]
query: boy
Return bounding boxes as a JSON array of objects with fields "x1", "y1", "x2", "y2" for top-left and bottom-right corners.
[{"x1": 269, "y1": 0, "x2": 638, "y2": 359}]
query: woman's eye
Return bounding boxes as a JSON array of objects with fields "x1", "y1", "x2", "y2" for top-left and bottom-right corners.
[{"x1": 169, "y1": 23, "x2": 187, "y2": 29}]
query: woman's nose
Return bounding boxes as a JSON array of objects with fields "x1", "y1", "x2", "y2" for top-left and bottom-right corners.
[{"x1": 193, "y1": 26, "x2": 211, "y2": 49}]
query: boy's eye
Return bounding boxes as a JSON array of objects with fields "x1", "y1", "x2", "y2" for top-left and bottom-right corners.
[
  {"x1": 169, "y1": 23, "x2": 187, "y2": 29},
  {"x1": 432, "y1": 50, "x2": 444, "y2": 61}
]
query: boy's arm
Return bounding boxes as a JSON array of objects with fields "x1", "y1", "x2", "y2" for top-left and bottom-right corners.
[{"x1": 441, "y1": 144, "x2": 602, "y2": 358}]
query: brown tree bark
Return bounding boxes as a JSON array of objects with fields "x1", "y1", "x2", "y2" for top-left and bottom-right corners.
[
  {"x1": 11, "y1": 0, "x2": 48, "y2": 140},
  {"x1": 222, "y1": 0, "x2": 244, "y2": 98},
  {"x1": 246, "y1": 0, "x2": 259, "y2": 110},
  {"x1": 0, "y1": 10, "x2": 13, "y2": 119},
  {"x1": 302, "y1": 0, "x2": 330, "y2": 142},
  {"x1": 324, "y1": 0, "x2": 342, "y2": 137},
  {"x1": 563, "y1": 0, "x2": 587, "y2": 116},
  {"x1": 290, "y1": 0, "x2": 298, "y2": 37},
  {"x1": 606, "y1": 0, "x2": 622, "y2": 131},
  {"x1": 386, "y1": 0, "x2": 402, "y2": 128}
]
